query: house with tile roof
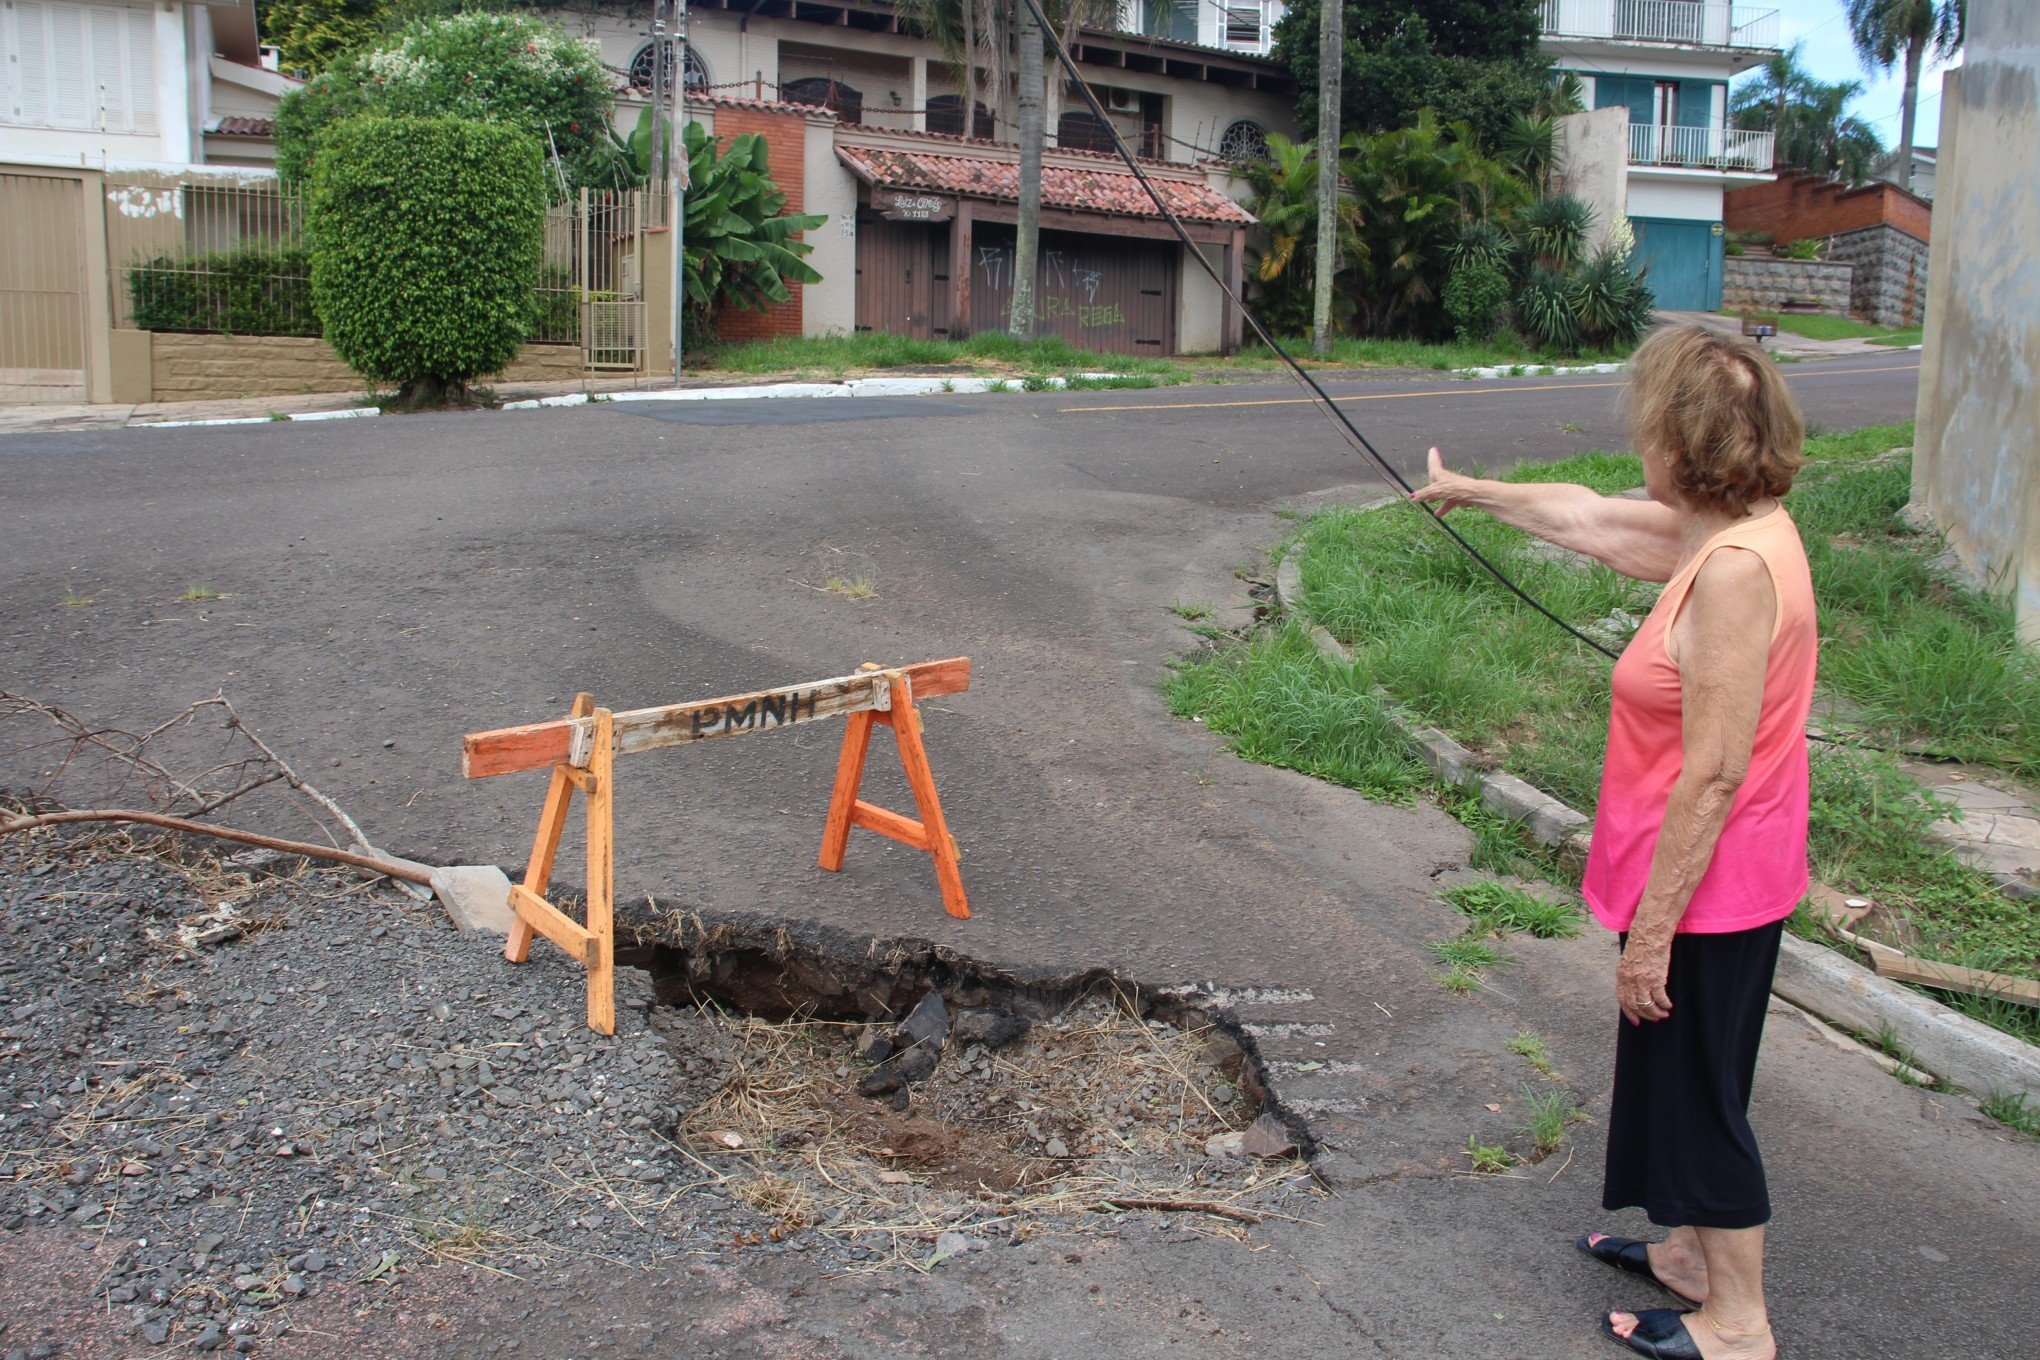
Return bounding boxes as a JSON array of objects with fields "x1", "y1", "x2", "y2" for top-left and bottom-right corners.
[
  {"x1": 563, "y1": 0, "x2": 1296, "y2": 354},
  {"x1": 1, "y1": 0, "x2": 298, "y2": 169}
]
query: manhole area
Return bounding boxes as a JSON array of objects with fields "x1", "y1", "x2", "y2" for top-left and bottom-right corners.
[{"x1": 630, "y1": 930, "x2": 1316, "y2": 1266}]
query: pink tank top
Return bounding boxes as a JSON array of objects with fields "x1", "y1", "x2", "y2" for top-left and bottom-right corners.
[{"x1": 1582, "y1": 506, "x2": 1818, "y2": 935}]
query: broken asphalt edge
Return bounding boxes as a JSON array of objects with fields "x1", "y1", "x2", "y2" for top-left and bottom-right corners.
[{"x1": 1273, "y1": 538, "x2": 2040, "y2": 1100}]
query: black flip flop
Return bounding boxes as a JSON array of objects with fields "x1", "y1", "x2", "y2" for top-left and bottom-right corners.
[
  {"x1": 1575, "y1": 1233, "x2": 1703, "y2": 1308},
  {"x1": 1600, "y1": 1308, "x2": 1703, "y2": 1360}
]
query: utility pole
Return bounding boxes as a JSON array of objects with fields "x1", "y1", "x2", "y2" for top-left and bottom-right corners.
[
  {"x1": 1010, "y1": 0, "x2": 1044, "y2": 340},
  {"x1": 671, "y1": 0, "x2": 688, "y2": 378},
  {"x1": 1312, "y1": 0, "x2": 1341, "y2": 357},
  {"x1": 649, "y1": 0, "x2": 669, "y2": 186}
]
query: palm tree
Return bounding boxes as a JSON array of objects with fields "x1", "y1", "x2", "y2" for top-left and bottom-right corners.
[
  {"x1": 1733, "y1": 48, "x2": 1885, "y2": 186},
  {"x1": 1843, "y1": 0, "x2": 1964, "y2": 192}
]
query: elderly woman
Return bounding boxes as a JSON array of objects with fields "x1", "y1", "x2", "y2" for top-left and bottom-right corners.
[{"x1": 1416, "y1": 325, "x2": 1813, "y2": 1360}]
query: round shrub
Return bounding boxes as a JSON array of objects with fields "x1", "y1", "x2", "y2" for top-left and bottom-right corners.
[
  {"x1": 306, "y1": 115, "x2": 546, "y2": 405},
  {"x1": 1443, "y1": 260, "x2": 1511, "y2": 342},
  {"x1": 276, "y1": 12, "x2": 613, "y2": 190}
]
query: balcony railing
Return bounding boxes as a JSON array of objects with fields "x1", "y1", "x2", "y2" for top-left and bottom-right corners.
[
  {"x1": 1629, "y1": 123, "x2": 1776, "y2": 172},
  {"x1": 1539, "y1": 0, "x2": 1781, "y2": 49}
]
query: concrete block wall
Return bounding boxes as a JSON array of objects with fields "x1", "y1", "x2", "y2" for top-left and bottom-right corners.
[
  {"x1": 1828, "y1": 223, "x2": 1930, "y2": 327},
  {"x1": 143, "y1": 333, "x2": 584, "y2": 401},
  {"x1": 1720, "y1": 256, "x2": 1854, "y2": 315}
]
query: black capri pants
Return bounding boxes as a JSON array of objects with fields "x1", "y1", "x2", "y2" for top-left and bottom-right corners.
[{"x1": 1603, "y1": 920, "x2": 1785, "y2": 1231}]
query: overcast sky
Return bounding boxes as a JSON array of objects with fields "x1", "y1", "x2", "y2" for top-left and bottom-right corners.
[{"x1": 1758, "y1": 0, "x2": 1961, "y2": 151}]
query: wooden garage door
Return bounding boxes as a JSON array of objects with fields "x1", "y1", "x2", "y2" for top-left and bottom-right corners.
[
  {"x1": 966, "y1": 225, "x2": 1175, "y2": 357},
  {"x1": 854, "y1": 215, "x2": 956, "y2": 340}
]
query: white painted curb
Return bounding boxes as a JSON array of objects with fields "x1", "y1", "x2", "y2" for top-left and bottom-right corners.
[
  {"x1": 604, "y1": 372, "x2": 1123, "y2": 404},
  {"x1": 1450, "y1": 361, "x2": 1626, "y2": 380},
  {"x1": 135, "y1": 406, "x2": 381, "y2": 430},
  {"x1": 1272, "y1": 529, "x2": 2037, "y2": 1098}
]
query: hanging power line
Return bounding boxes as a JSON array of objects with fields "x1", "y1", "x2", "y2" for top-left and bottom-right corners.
[{"x1": 1013, "y1": 0, "x2": 1623, "y2": 661}]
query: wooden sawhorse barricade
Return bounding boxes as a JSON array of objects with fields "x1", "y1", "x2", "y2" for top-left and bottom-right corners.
[{"x1": 461, "y1": 657, "x2": 971, "y2": 1034}]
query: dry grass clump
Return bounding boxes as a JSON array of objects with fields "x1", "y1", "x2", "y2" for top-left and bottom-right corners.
[{"x1": 670, "y1": 991, "x2": 1314, "y2": 1268}]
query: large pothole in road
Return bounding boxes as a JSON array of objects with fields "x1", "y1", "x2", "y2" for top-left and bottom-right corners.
[{"x1": 621, "y1": 916, "x2": 1318, "y2": 1267}]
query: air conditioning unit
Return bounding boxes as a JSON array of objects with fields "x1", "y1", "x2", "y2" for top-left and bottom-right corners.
[{"x1": 1107, "y1": 87, "x2": 1136, "y2": 111}]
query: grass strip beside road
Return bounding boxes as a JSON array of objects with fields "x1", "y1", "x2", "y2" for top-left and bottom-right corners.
[
  {"x1": 1169, "y1": 421, "x2": 2040, "y2": 1044},
  {"x1": 683, "y1": 332, "x2": 1633, "y2": 384},
  {"x1": 1728, "y1": 312, "x2": 1923, "y2": 347}
]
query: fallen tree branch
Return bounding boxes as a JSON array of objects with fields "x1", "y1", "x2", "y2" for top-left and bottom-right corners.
[
  {"x1": 1095, "y1": 1197, "x2": 1263, "y2": 1225},
  {"x1": 0, "y1": 808, "x2": 432, "y2": 885}
]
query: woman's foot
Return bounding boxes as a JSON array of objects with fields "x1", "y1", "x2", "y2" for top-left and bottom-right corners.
[
  {"x1": 1578, "y1": 1229, "x2": 1711, "y2": 1305},
  {"x1": 1643, "y1": 1230, "x2": 1711, "y2": 1306},
  {"x1": 1605, "y1": 1307, "x2": 1775, "y2": 1360}
]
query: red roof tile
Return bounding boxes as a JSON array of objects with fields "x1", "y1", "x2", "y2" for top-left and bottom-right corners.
[
  {"x1": 683, "y1": 93, "x2": 837, "y2": 119},
  {"x1": 208, "y1": 115, "x2": 275, "y2": 137},
  {"x1": 835, "y1": 143, "x2": 1254, "y2": 226}
]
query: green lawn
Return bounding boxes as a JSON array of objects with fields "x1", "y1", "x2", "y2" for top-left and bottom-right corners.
[
  {"x1": 684, "y1": 331, "x2": 1634, "y2": 382},
  {"x1": 1728, "y1": 312, "x2": 1921, "y2": 346},
  {"x1": 1169, "y1": 421, "x2": 2040, "y2": 1037}
]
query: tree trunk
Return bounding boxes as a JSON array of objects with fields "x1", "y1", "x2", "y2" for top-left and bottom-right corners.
[
  {"x1": 1312, "y1": 0, "x2": 1342, "y2": 356},
  {"x1": 960, "y1": 0, "x2": 978, "y2": 137},
  {"x1": 1898, "y1": 29, "x2": 1925, "y2": 191},
  {"x1": 1011, "y1": 0, "x2": 1044, "y2": 340}
]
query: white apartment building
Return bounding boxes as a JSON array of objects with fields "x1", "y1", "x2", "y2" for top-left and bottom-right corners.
[
  {"x1": 1541, "y1": 0, "x2": 1781, "y2": 310},
  {"x1": 1, "y1": 0, "x2": 297, "y2": 169}
]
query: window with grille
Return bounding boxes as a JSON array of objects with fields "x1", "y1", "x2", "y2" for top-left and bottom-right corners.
[
  {"x1": 926, "y1": 94, "x2": 994, "y2": 139},
  {"x1": 781, "y1": 76, "x2": 862, "y2": 125},
  {"x1": 627, "y1": 40, "x2": 707, "y2": 96},
  {"x1": 3, "y1": 0, "x2": 157, "y2": 134},
  {"x1": 1218, "y1": 119, "x2": 1267, "y2": 161}
]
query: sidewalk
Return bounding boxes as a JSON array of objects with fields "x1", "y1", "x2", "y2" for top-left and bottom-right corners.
[{"x1": 1656, "y1": 308, "x2": 1916, "y2": 360}]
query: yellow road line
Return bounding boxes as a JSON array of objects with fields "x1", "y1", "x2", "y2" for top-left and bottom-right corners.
[{"x1": 1055, "y1": 363, "x2": 1921, "y2": 415}]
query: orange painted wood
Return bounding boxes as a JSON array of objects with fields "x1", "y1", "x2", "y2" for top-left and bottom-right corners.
[
  {"x1": 850, "y1": 799, "x2": 930, "y2": 850},
  {"x1": 504, "y1": 692, "x2": 593, "y2": 965},
  {"x1": 463, "y1": 657, "x2": 971, "y2": 779},
  {"x1": 819, "y1": 710, "x2": 877, "y2": 872},
  {"x1": 507, "y1": 884, "x2": 595, "y2": 964},
  {"x1": 888, "y1": 680, "x2": 969, "y2": 919},
  {"x1": 583, "y1": 708, "x2": 616, "y2": 1036}
]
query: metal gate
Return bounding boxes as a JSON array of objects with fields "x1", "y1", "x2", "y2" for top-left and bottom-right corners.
[
  {"x1": 0, "y1": 172, "x2": 88, "y2": 402},
  {"x1": 967, "y1": 225, "x2": 1176, "y2": 356},
  {"x1": 537, "y1": 185, "x2": 663, "y2": 376}
]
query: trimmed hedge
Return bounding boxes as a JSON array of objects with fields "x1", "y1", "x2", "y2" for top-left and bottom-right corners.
[
  {"x1": 306, "y1": 115, "x2": 546, "y2": 402},
  {"x1": 126, "y1": 248, "x2": 321, "y2": 337}
]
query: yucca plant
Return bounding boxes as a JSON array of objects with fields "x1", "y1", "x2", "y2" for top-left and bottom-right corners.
[
  {"x1": 1514, "y1": 263, "x2": 1582, "y2": 354},
  {"x1": 1566, "y1": 247, "x2": 1651, "y2": 349},
  {"x1": 1516, "y1": 194, "x2": 1592, "y2": 274},
  {"x1": 681, "y1": 121, "x2": 829, "y2": 318}
]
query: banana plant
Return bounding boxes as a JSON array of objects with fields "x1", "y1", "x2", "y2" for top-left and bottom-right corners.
[{"x1": 679, "y1": 121, "x2": 828, "y2": 316}]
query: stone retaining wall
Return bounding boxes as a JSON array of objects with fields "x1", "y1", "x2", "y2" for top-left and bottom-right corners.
[
  {"x1": 1720, "y1": 256, "x2": 1854, "y2": 315},
  {"x1": 144, "y1": 333, "x2": 585, "y2": 401},
  {"x1": 1827, "y1": 223, "x2": 1929, "y2": 327}
]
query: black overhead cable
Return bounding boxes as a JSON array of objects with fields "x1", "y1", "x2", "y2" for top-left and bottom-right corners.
[{"x1": 1013, "y1": 0, "x2": 1623, "y2": 661}]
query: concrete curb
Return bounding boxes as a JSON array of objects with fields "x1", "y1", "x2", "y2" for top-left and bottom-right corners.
[
  {"x1": 1449, "y1": 361, "x2": 1626, "y2": 381},
  {"x1": 505, "y1": 372, "x2": 1128, "y2": 410},
  {"x1": 1272, "y1": 532, "x2": 2039, "y2": 1097},
  {"x1": 134, "y1": 406, "x2": 381, "y2": 430}
]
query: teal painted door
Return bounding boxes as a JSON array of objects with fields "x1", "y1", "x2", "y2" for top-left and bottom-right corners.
[{"x1": 1630, "y1": 217, "x2": 1722, "y2": 312}]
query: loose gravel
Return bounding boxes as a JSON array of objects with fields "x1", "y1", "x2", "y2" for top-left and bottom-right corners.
[
  {"x1": 0, "y1": 832, "x2": 744, "y2": 1354},
  {"x1": 0, "y1": 832, "x2": 1309, "y2": 1357}
]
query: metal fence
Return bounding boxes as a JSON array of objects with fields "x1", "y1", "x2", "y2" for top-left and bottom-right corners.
[
  {"x1": 105, "y1": 177, "x2": 317, "y2": 336},
  {"x1": 1538, "y1": 0, "x2": 1781, "y2": 49},
  {"x1": 1628, "y1": 123, "x2": 1776, "y2": 172}
]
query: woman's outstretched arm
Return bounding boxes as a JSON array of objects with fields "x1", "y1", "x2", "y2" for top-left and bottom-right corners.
[{"x1": 1412, "y1": 447, "x2": 1683, "y2": 582}]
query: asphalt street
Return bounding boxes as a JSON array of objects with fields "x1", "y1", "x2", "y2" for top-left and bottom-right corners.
[{"x1": 6, "y1": 349, "x2": 2033, "y2": 1358}]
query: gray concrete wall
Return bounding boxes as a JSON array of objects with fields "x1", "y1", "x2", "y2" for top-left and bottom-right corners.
[
  {"x1": 1913, "y1": 1, "x2": 2040, "y2": 646},
  {"x1": 1555, "y1": 106, "x2": 1628, "y2": 255},
  {"x1": 1828, "y1": 223, "x2": 1930, "y2": 327},
  {"x1": 1721, "y1": 256, "x2": 1854, "y2": 315}
]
